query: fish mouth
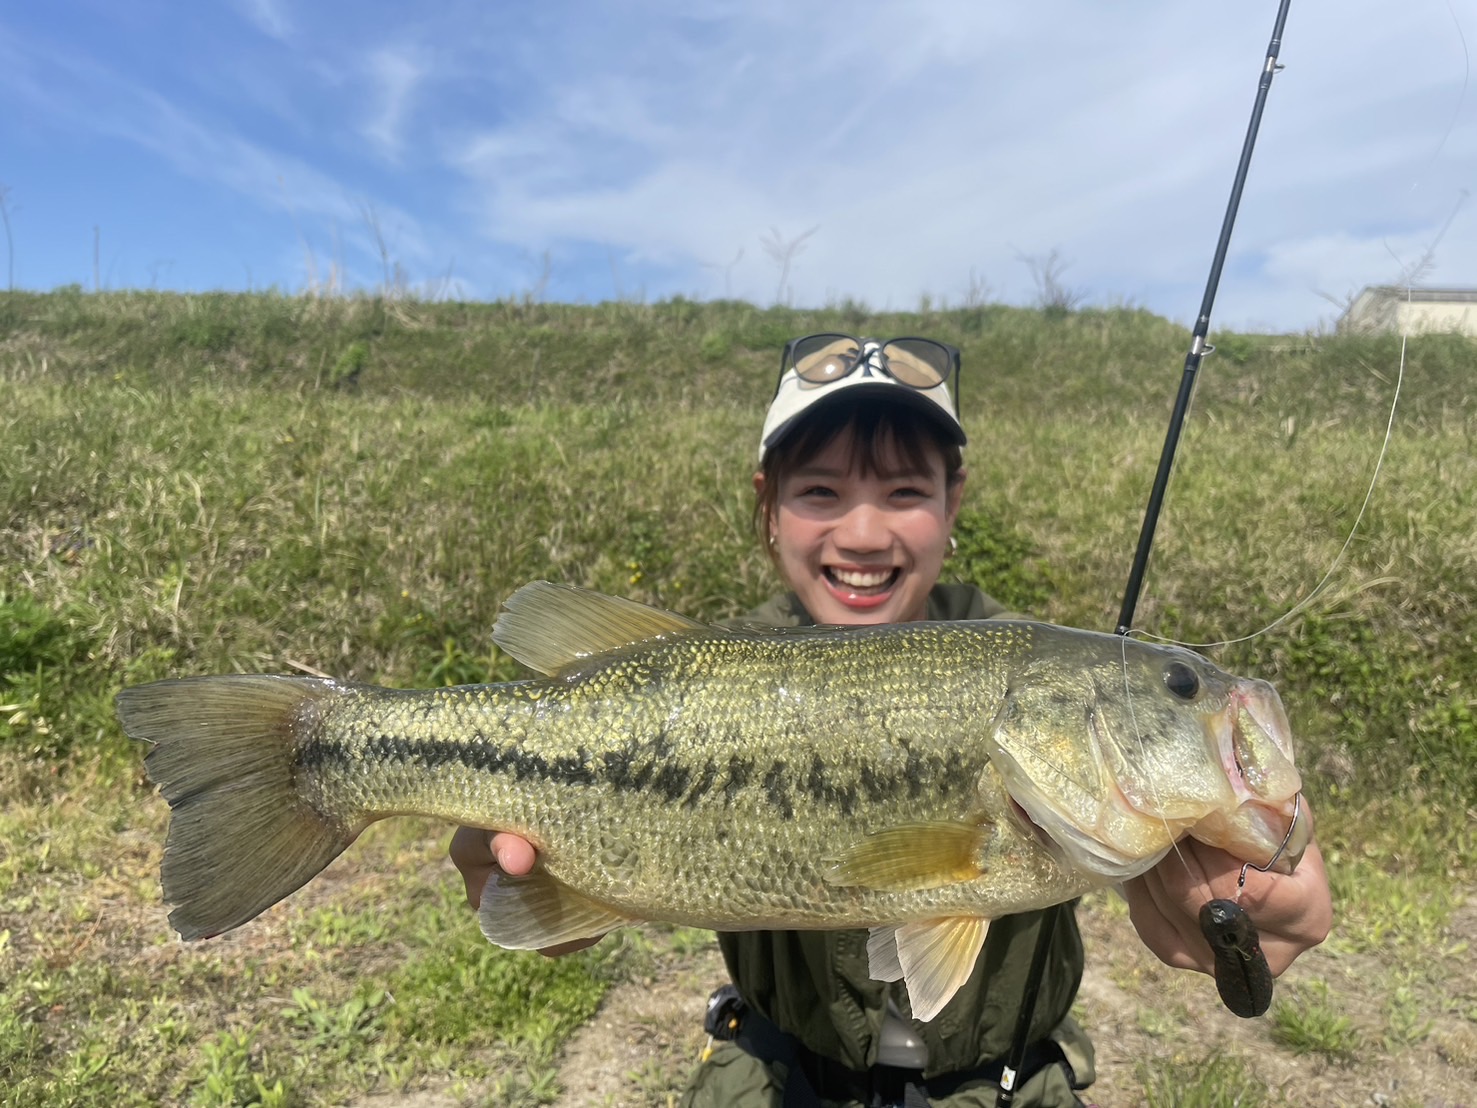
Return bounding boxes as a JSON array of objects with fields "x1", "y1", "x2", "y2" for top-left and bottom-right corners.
[
  {"x1": 1008, "y1": 796, "x2": 1056, "y2": 851},
  {"x1": 1191, "y1": 679, "x2": 1305, "y2": 872},
  {"x1": 1225, "y1": 683, "x2": 1300, "y2": 803}
]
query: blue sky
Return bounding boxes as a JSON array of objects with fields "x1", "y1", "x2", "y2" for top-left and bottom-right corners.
[{"x1": 1, "y1": 0, "x2": 1473, "y2": 331}]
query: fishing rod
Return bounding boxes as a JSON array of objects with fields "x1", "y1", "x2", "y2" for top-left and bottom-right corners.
[{"x1": 996, "y1": 2, "x2": 1294, "y2": 1103}]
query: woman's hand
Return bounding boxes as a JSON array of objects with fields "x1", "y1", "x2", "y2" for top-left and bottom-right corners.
[
  {"x1": 1121, "y1": 814, "x2": 1332, "y2": 977},
  {"x1": 447, "y1": 827, "x2": 599, "y2": 957},
  {"x1": 450, "y1": 827, "x2": 539, "y2": 905}
]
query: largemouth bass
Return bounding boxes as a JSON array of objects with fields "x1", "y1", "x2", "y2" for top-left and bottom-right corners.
[{"x1": 116, "y1": 582, "x2": 1307, "y2": 1021}]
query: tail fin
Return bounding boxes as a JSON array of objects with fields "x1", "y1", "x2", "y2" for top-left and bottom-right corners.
[{"x1": 116, "y1": 675, "x2": 357, "y2": 940}]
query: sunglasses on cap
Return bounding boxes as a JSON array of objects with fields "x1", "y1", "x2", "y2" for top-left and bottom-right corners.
[{"x1": 774, "y1": 333, "x2": 961, "y2": 415}]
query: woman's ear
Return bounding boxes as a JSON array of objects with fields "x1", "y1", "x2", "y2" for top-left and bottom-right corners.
[
  {"x1": 754, "y1": 471, "x2": 777, "y2": 546},
  {"x1": 945, "y1": 467, "x2": 967, "y2": 527}
]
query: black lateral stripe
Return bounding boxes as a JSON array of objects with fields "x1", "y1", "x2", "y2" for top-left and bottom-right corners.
[{"x1": 298, "y1": 734, "x2": 966, "y2": 811}]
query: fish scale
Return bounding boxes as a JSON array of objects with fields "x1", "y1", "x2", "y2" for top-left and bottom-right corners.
[{"x1": 116, "y1": 581, "x2": 1305, "y2": 1021}]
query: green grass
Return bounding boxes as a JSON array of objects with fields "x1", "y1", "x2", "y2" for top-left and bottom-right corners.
[
  {"x1": 2, "y1": 289, "x2": 1475, "y2": 1103},
  {"x1": 1139, "y1": 1053, "x2": 1281, "y2": 1107},
  {"x1": 1270, "y1": 980, "x2": 1363, "y2": 1061}
]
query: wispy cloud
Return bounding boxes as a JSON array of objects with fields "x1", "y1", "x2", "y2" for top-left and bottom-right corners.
[
  {"x1": 0, "y1": 24, "x2": 435, "y2": 288},
  {"x1": 361, "y1": 47, "x2": 425, "y2": 163},
  {"x1": 235, "y1": 0, "x2": 292, "y2": 43},
  {"x1": 428, "y1": 0, "x2": 1476, "y2": 323}
]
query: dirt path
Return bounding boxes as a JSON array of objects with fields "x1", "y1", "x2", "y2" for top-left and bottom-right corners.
[{"x1": 547, "y1": 892, "x2": 1477, "y2": 1107}]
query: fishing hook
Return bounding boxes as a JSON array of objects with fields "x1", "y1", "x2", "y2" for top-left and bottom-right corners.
[{"x1": 1236, "y1": 791, "x2": 1302, "y2": 893}]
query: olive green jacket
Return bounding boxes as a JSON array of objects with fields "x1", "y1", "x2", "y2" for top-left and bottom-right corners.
[{"x1": 717, "y1": 584, "x2": 1086, "y2": 1080}]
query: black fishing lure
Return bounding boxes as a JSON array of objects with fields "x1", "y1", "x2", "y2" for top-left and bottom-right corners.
[{"x1": 1200, "y1": 898, "x2": 1274, "y2": 1017}]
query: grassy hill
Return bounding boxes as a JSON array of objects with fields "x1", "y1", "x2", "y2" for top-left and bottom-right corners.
[{"x1": 2, "y1": 290, "x2": 1474, "y2": 1105}]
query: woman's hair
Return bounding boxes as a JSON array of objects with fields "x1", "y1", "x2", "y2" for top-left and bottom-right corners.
[{"x1": 753, "y1": 396, "x2": 965, "y2": 559}]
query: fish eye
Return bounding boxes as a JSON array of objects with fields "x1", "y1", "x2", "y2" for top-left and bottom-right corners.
[{"x1": 1164, "y1": 661, "x2": 1200, "y2": 700}]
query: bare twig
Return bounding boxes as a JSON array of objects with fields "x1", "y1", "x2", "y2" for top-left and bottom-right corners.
[
  {"x1": 0, "y1": 182, "x2": 14, "y2": 293},
  {"x1": 1015, "y1": 247, "x2": 1084, "y2": 314},
  {"x1": 700, "y1": 247, "x2": 745, "y2": 300},
  {"x1": 760, "y1": 225, "x2": 819, "y2": 306}
]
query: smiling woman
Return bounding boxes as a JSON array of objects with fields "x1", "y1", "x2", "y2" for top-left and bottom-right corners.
[
  {"x1": 687, "y1": 338, "x2": 1098, "y2": 1106},
  {"x1": 753, "y1": 337, "x2": 966, "y2": 626}
]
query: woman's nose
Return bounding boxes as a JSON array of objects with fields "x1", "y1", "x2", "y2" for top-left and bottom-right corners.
[{"x1": 833, "y1": 503, "x2": 889, "y2": 552}]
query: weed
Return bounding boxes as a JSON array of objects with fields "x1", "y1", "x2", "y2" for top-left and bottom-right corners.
[
  {"x1": 667, "y1": 927, "x2": 716, "y2": 957},
  {"x1": 289, "y1": 904, "x2": 393, "y2": 949},
  {"x1": 1270, "y1": 981, "x2": 1362, "y2": 1061},
  {"x1": 281, "y1": 986, "x2": 387, "y2": 1061},
  {"x1": 948, "y1": 507, "x2": 1052, "y2": 613},
  {"x1": 1138, "y1": 1053, "x2": 1275, "y2": 1107},
  {"x1": 189, "y1": 1031, "x2": 289, "y2": 1107},
  {"x1": 329, "y1": 339, "x2": 369, "y2": 389}
]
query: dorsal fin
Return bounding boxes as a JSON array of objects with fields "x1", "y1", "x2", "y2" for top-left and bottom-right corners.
[{"x1": 492, "y1": 581, "x2": 708, "y2": 677}]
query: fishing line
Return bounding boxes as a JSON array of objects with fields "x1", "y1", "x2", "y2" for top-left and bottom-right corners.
[
  {"x1": 1126, "y1": 184, "x2": 1470, "y2": 653},
  {"x1": 1009, "y1": 0, "x2": 1470, "y2": 1085},
  {"x1": 1098, "y1": 0, "x2": 1471, "y2": 1044},
  {"x1": 1120, "y1": 0, "x2": 1470, "y2": 653},
  {"x1": 1123, "y1": 338, "x2": 1404, "y2": 651},
  {"x1": 1404, "y1": 0, "x2": 1470, "y2": 193},
  {"x1": 1106, "y1": 0, "x2": 1300, "y2": 888},
  {"x1": 1000, "y1": 8, "x2": 1299, "y2": 1092}
]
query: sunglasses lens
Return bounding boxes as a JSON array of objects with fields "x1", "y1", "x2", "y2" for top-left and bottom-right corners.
[
  {"x1": 791, "y1": 334, "x2": 861, "y2": 383},
  {"x1": 881, "y1": 339, "x2": 951, "y2": 388}
]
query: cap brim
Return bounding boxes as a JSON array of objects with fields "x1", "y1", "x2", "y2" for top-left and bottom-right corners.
[{"x1": 759, "y1": 373, "x2": 965, "y2": 461}]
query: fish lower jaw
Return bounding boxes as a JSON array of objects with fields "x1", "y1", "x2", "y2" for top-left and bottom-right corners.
[{"x1": 1188, "y1": 796, "x2": 1306, "y2": 874}]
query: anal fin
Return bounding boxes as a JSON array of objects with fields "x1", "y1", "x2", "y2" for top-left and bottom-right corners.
[{"x1": 478, "y1": 870, "x2": 638, "y2": 950}]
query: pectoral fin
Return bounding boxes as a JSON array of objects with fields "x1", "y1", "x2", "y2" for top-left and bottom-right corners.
[
  {"x1": 895, "y1": 917, "x2": 990, "y2": 1022},
  {"x1": 825, "y1": 820, "x2": 989, "y2": 892},
  {"x1": 478, "y1": 870, "x2": 638, "y2": 950}
]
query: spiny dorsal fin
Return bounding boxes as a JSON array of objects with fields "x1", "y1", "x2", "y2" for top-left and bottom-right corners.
[{"x1": 492, "y1": 581, "x2": 708, "y2": 677}]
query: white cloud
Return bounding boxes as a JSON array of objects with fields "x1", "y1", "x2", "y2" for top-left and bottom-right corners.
[
  {"x1": 362, "y1": 47, "x2": 424, "y2": 163},
  {"x1": 0, "y1": 26, "x2": 436, "y2": 287},
  {"x1": 235, "y1": 0, "x2": 292, "y2": 42}
]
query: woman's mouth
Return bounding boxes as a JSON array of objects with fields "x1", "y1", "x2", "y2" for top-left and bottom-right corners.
[{"x1": 823, "y1": 565, "x2": 900, "y2": 605}]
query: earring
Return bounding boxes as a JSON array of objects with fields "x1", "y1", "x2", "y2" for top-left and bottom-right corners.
[{"x1": 948, "y1": 536, "x2": 958, "y2": 557}]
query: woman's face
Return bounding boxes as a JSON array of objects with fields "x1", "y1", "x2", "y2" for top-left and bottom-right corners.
[{"x1": 759, "y1": 429, "x2": 963, "y2": 626}]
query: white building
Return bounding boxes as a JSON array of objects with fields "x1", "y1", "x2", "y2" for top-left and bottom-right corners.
[{"x1": 1338, "y1": 286, "x2": 1477, "y2": 337}]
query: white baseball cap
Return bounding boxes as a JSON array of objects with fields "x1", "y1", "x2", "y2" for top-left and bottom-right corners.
[{"x1": 758, "y1": 335, "x2": 966, "y2": 462}]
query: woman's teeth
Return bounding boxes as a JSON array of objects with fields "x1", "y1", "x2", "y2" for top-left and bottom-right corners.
[{"x1": 828, "y1": 567, "x2": 896, "y2": 590}]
